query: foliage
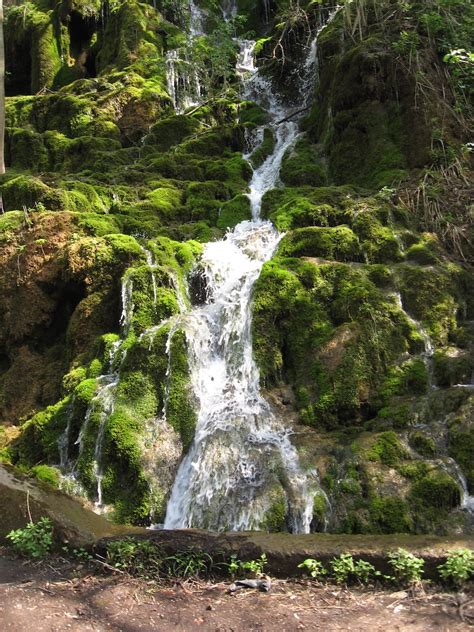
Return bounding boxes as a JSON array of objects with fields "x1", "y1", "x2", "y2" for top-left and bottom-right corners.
[
  {"x1": 107, "y1": 538, "x2": 218, "y2": 579},
  {"x1": 330, "y1": 553, "x2": 356, "y2": 584},
  {"x1": 387, "y1": 548, "x2": 424, "y2": 584},
  {"x1": 7, "y1": 517, "x2": 54, "y2": 559},
  {"x1": 227, "y1": 553, "x2": 268, "y2": 577},
  {"x1": 298, "y1": 557, "x2": 327, "y2": 580},
  {"x1": 438, "y1": 549, "x2": 474, "y2": 587}
]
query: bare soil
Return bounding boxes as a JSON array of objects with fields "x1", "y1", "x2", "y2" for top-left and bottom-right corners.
[{"x1": 0, "y1": 553, "x2": 472, "y2": 631}]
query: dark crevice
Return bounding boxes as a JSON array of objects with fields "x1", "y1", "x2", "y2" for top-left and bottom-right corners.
[
  {"x1": 68, "y1": 11, "x2": 98, "y2": 78},
  {"x1": 5, "y1": 38, "x2": 32, "y2": 96},
  {"x1": 32, "y1": 281, "x2": 87, "y2": 351}
]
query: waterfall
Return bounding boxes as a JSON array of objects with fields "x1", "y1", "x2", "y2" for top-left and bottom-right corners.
[
  {"x1": 391, "y1": 292, "x2": 436, "y2": 388},
  {"x1": 164, "y1": 17, "x2": 336, "y2": 533},
  {"x1": 165, "y1": 0, "x2": 205, "y2": 113},
  {"x1": 58, "y1": 396, "x2": 76, "y2": 471},
  {"x1": 440, "y1": 458, "x2": 474, "y2": 513}
]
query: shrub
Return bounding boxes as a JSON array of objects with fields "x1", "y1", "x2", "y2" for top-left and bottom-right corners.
[
  {"x1": 298, "y1": 558, "x2": 328, "y2": 580},
  {"x1": 7, "y1": 517, "x2": 54, "y2": 559},
  {"x1": 438, "y1": 549, "x2": 474, "y2": 587},
  {"x1": 387, "y1": 548, "x2": 424, "y2": 584}
]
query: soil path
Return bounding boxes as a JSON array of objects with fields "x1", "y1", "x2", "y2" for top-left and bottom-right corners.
[{"x1": 0, "y1": 554, "x2": 471, "y2": 631}]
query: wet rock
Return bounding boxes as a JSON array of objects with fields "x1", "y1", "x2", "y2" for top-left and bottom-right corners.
[{"x1": 0, "y1": 464, "x2": 138, "y2": 547}]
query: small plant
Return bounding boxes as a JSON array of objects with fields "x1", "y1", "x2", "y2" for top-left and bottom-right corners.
[
  {"x1": 240, "y1": 553, "x2": 267, "y2": 576},
  {"x1": 298, "y1": 558, "x2": 327, "y2": 580},
  {"x1": 227, "y1": 554, "x2": 241, "y2": 576},
  {"x1": 353, "y1": 559, "x2": 377, "y2": 584},
  {"x1": 330, "y1": 553, "x2": 355, "y2": 584},
  {"x1": 107, "y1": 538, "x2": 162, "y2": 579},
  {"x1": 438, "y1": 549, "x2": 474, "y2": 587},
  {"x1": 163, "y1": 550, "x2": 215, "y2": 579},
  {"x1": 7, "y1": 517, "x2": 54, "y2": 559},
  {"x1": 107, "y1": 538, "x2": 218, "y2": 580},
  {"x1": 388, "y1": 548, "x2": 424, "y2": 584},
  {"x1": 227, "y1": 553, "x2": 268, "y2": 577}
]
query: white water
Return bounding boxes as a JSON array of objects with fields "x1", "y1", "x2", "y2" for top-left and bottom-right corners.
[
  {"x1": 441, "y1": 458, "x2": 474, "y2": 513},
  {"x1": 58, "y1": 396, "x2": 76, "y2": 471},
  {"x1": 165, "y1": 0, "x2": 205, "y2": 112},
  {"x1": 164, "y1": 17, "x2": 335, "y2": 532},
  {"x1": 391, "y1": 292, "x2": 436, "y2": 388}
]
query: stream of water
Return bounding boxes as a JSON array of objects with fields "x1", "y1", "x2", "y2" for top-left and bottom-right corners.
[{"x1": 163, "y1": 9, "x2": 336, "y2": 532}]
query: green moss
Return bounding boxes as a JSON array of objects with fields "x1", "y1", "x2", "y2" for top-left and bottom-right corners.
[
  {"x1": 433, "y1": 349, "x2": 473, "y2": 388},
  {"x1": 263, "y1": 489, "x2": 287, "y2": 532},
  {"x1": 397, "y1": 264, "x2": 461, "y2": 345},
  {"x1": 398, "y1": 461, "x2": 431, "y2": 481},
  {"x1": 280, "y1": 139, "x2": 327, "y2": 187},
  {"x1": 376, "y1": 359, "x2": 428, "y2": 406},
  {"x1": 14, "y1": 397, "x2": 73, "y2": 466},
  {"x1": 406, "y1": 234, "x2": 441, "y2": 264},
  {"x1": 278, "y1": 226, "x2": 361, "y2": 261},
  {"x1": 366, "y1": 431, "x2": 407, "y2": 467},
  {"x1": 409, "y1": 432, "x2": 436, "y2": 458},
  {"x1": 448, "y1": 428, "x2": 474, "y2": 492},
  {"x1": 166, "y1": 330, "x2": 196, "y2": 449},
  {"x1": 30, "y1": 464, "x2": 60, "y2": 488},
  {"x1": 7, "y1": 128, "x2": 49, "y2": 170},
  {"x1": 368, "y1": 496, "x2": 411, "y2": 534},
  {"x1": 409, "y1": 471, "x2": 461, "y2": 516},
  {"x1": 146, "y1": 116, "x2": 200, "y2": 151},
  {"x1": 238, "y1": 101, "x2": 270, "y2": 126},
  {"x1": 249, "y1": 128, "x2": 275, "y2": 167},
  {"x1": 217, "y1": 195, "x2": 251, "y2": 230},
  {"x1": 352, "y1": 208, "x2": 403, "y2": 264},
  {"x1": 312, "y1": 492, "x2": 329, "y2": 531},
  {"x1": 1, "y1": 175, "x2": 64, "y2": 211}
]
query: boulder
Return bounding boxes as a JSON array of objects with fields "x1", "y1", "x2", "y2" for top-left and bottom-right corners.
[{"x1": 0, "y1": 465, "x2": 141, "y2": 548}]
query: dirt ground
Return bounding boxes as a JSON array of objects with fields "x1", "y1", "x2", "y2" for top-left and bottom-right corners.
[{"x1": 0, "y1": 553, "x2": 472, "y2": 631}]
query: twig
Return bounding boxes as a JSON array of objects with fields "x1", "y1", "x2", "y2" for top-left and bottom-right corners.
[{"x1": 26, "y1": 490, "x2": 33, "y2": 524}]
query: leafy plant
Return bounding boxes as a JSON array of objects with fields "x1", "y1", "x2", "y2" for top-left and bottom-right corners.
[
  {"x1": 353, "y1": 559, "x2": 377, "y2": 584},
  {"x1": 298, "y1": 558, "x2": 328, "y2": 580},
  {"x1": 163, "y1": 550, "x2": 215, "y2": 578},
  {"x1": 330, "y1": 553, "x2": 356, "y2": 584},
  {"x1": 7, "y1": 517, "x2": 54, "y2": 559},
  {"x1": 107, "y1": 538, "x2": 162, "y2": 578},
  {"x1": 438, "y1": 549, "x2": 474, "y2": 587},
  {"x1": 227, "y1": 553, "x2": 268, "y2": 577},
  {"x1": 107, "y1": 538, "x2": 218, "y2": 580},
  {"x1": 240, "y1": 553, "x2": 268, "y2": 576},
  {"x1": 387, "y1": 548, "x2": 424, "y2": 584}
]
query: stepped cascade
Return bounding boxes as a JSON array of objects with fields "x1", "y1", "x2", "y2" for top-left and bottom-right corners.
[
  {"x1": 163, "y1": 10, "x2": 335, "y2": 533},
  {"x1": 1, "y1": 0, "x2": 472, "y2": 539}
]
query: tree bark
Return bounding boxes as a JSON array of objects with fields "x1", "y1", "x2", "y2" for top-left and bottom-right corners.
[{"x1": 0, "y1": 0, "x2": 5, "y2": 175}]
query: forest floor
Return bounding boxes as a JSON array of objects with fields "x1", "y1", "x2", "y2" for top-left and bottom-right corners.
[{"x1": 0, "y1": 551, "x2": 472, "y2": 631}]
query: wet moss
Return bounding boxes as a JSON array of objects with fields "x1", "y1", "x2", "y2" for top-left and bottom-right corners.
[
  {"x1": 365, "y1": 432, "x2": 407, "y2": 467},
  {"x1": 13, "y1": 396, "x2": 73, "y2": 466},
  {"x1": 217, "y1": 195, "x2": 251, "y2": 230},
  {"x1": 368, "y1": 496, "x2": 411, "y2": 534},
  {"x1": 408, "y1": 471, "x2": 461, "y2": 524},
  {"x1": 278, "y1": 226, "x2": 361, "y2": 261},
  {"x1": 409, "y1": 432, "x2": 437, "y2": 458}
]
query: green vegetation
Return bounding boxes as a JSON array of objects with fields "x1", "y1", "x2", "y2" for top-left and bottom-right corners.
[
  {"x1": 438, "y1": 549, "x2": 474, "y2": 587},
  {"x1": 0, "y1": 0, "x2": 472, "y2": 537},
  {"x1": 387, "y1": 548, "x2": 424, "y2": 584},
  {"x1": 7, "y1": 517, "x2": 54, "y2": 559}
]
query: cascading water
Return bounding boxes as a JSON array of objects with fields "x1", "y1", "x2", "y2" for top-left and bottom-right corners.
[
  {"x1": 164, "y1": 17, "x2": 335, "y2": 532},
  {"x1": 165, "y1": 0, "x2": 205, "y2": 113},
  {"x1": 390, "y1": 292, "x2": 436, "y2": 388}
]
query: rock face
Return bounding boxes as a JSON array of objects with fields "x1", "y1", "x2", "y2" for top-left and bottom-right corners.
[
  {"x1": 0, "y1": 0, "x2": 472, "y2": 535},
  {"x1": 0, "y1": 465, "x2": 136, "y2": 547}
]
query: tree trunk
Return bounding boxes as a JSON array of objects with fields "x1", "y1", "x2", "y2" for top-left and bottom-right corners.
[{"x1": 0, "y1": 0, "x2": 5, "y2": 175}]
